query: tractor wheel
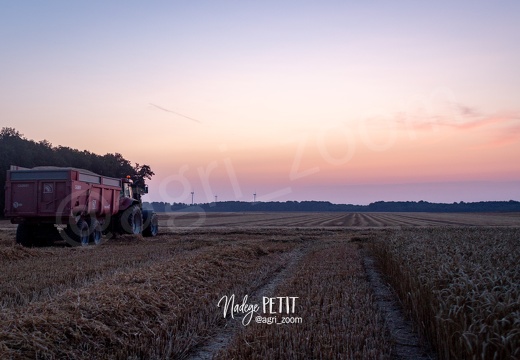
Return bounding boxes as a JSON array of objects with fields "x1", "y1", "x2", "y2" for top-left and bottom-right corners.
[
  {"x1": 143, "y1": 213, "x2": 159, "y2": 237},
  {"x1": 65, "y1": 219, "x2": 89, "y2": 246},
  {"x1": 16, "y1": 223, "x2": 35, "y2": 247},
  {"x1": 87, "y1": 219, "x2": 102, "y2": 245},
  {"x1": 121, "y1": 205, "x2": 143, "y2": 235}
]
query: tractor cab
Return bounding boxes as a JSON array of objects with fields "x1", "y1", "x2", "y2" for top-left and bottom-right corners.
[
  {"x1": 121, "y1": 176, "x2": 148, "y2": 202},
  {"x1": 121, "y1": 177, "x2": 134, "y2": 199}
]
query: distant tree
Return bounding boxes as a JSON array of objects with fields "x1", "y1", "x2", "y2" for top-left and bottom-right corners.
[
  {"x1": 0, "y1": 127, "x2": 23, "y2": 139},
  {"x1": 38, "y1": 139, "x2": 52, "y2": 148},
  {"x1": 98, "y1": 153, "x2": 134, "y2": 178},
  {"x1": 132, "y1": 163, "x2": 155, "y2": 189}
]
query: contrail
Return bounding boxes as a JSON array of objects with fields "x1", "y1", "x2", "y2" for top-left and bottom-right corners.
[{"x1": 149, "y1": 103, "x2": 202, "y2": 123}]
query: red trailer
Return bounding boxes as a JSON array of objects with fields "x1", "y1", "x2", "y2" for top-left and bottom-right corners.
[{"x1": 4, "y1": 166, "x2": 158, "y2": 246}]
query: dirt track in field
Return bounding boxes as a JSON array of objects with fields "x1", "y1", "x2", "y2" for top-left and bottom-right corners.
[
  {"x1": 188, "y1": 242, "x2": 312, "y2": 360},
  {"x1": 363, "y1": 251, "x2": 436, "y2": 360}
]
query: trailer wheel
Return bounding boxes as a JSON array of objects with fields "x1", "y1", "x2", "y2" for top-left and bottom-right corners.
[
  {"x1": 77, "y1": 220, "x2": 89, "y2": 246},
  {"x1": 143, "y1": 213, "x2": 159, "y2": 237},
  {"x1": 16, "y1": 223, "x2": 35, "y2": 247},
  {"x1": 121, "y1": 205, "x2": 143, "y2": 235},
  {"x1": 87, "y1": 219, "x2": 102, "y2": 245},
  {"x1": 65, "y1": 219, "x2": 89, "y2": 246}
]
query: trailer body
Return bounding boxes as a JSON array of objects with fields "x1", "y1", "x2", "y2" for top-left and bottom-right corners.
[
  {"x1": 5, "y1": 167, "x2": 121, "y2": 224},
  {"x1": 4, "y1": 166, "x2": 158, "y2": 247}
]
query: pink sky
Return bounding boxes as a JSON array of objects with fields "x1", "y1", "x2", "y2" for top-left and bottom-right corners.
[{"x1": 1, "y1": 2, "x2": 519, "y2": 204}]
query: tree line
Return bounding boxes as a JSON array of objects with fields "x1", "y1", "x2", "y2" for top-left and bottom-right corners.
[
  {"x1": 0, "y1": 127, "x2": 154, "y2": 215},
  {"x1": 144, "y1": 199, "x2": 520, "y2": 213}
]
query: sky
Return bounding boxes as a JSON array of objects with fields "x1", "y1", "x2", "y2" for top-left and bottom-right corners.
[{"x1": 1, "y1": 1, "x2": 519, "y2": 205}]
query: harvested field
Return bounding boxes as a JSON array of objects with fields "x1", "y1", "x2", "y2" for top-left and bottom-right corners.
[
  {"x1": 154, "y1": 211, "x2": 520, "y2": 229},
  {"x1": 0, "y1": 231, "x2": 299, "y2": 359},
  {"x1": 0, "y1": 212, "x2": 518, "y2": 358},
  {"x1": 1, "y1": 212, "x2": 519, "y2": 232}
]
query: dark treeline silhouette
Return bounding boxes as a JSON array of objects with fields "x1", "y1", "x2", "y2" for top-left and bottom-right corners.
[
  {"x1": 144, "y1": 199, "x2": 520, "y2": 213},
  {"x1": 0, "y1": 127, "x2": 154, "y2": 215}
]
